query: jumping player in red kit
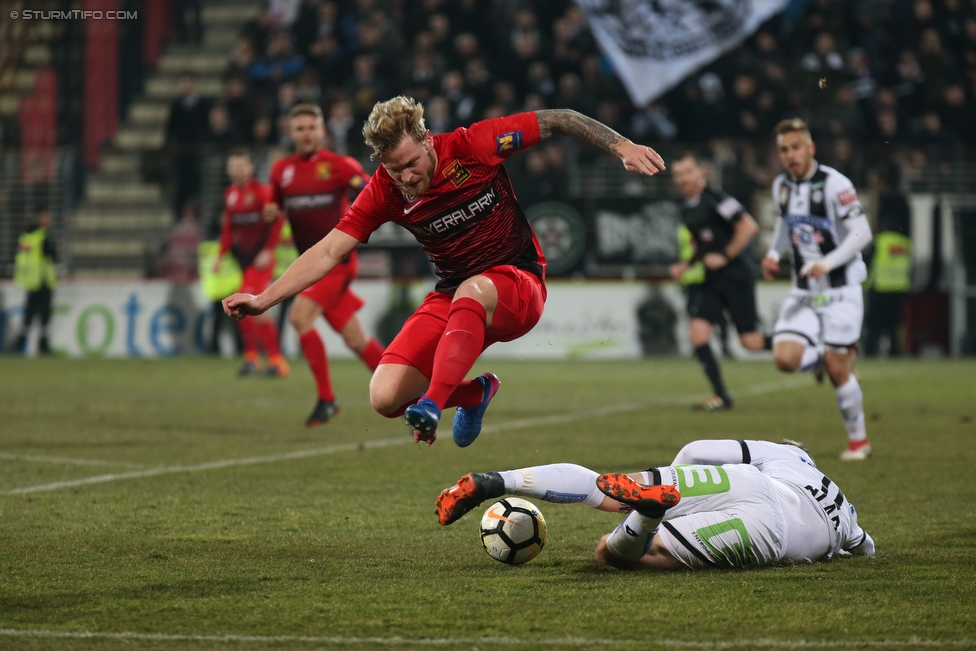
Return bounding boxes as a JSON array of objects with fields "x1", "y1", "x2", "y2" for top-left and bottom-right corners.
[
  {"x1": 265, "y1": 104, "x2": 385, "y2": 426},
  {"x1": 225, "y1": 96, "x2": 666, "y2": 445},
  {"x1": 215, "y1": 148, "x2": 288, "y2": 378}
]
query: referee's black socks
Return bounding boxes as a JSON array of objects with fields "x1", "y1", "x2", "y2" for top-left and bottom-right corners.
[{"x1": 694, "y1": 344, "x2": 730, "y2": 402}]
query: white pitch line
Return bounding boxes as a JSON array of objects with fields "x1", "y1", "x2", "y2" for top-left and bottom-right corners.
[
  {"x1": 2, "y1": 438, "x2": 411, "y2": 495},
  {"x1": 0, "y1": 629, "x2": 971, "y2": 648},
  {"x1": 1, "y1": 373, "x2": 862, "y2": 497},
  {"x1": 0, "y1": 452, "x2": 147, "y2": 468}
]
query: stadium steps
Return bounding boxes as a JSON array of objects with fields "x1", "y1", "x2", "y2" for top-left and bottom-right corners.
[{"x1": 68, "y1": 0, "x2": 262, "y2": 278}]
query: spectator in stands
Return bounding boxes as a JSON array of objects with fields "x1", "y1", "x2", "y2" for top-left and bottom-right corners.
[
  {"x1": 554, "y1": 72, "x2": 589, "y2": 116},
  {"x1": 173, "y1": 0, "x2": 203, "y2": 45},
  {"x1": 822, "y1": 85, "x2": 865, "y2": 141},
  {"x1": 876, "y1": 109, "x2": 906, "y2": 144},
  {"x1": 308, "y1": 33, "x2": 349, "y2": 89},
  {"x1": 165, "y1": 73, "x2": 210, "y2": 221},
  {"x1": 241, "y1": 6, "x2": 272, "y2": 54},
  {"x1": 799, "y1": 32, "x2": 846, "y2": 105},
  {"x1": 207, "y1": 103, "x2": 239, "y2": 148},
  {"x1": 424, "y1": 96, "x2": 452, "y2": 135},
  {"x1": 847, "y1": 49, "x2": 878, "y2": 103},
  {"x1": 914, "y1": 111, "x2": 957, "y2": 166},
  {"x1": 825, "y1": 137, "x2": 867, "y2": 187},
  {"x1": 441, "y1": 70, "x2": 476, "y2": 126},
  {"x1": 450, "y1": 32, "x2": 480, "y2": 71},
  {"x1": 630, "y1": 103, "x2": 678, "y2": 144},
  {"x1": 511, "y1": 146, "x2": 569, "y2": 207},
  {"x1": 223, "y1": 76, "x2": 257, "y2": 145},
  {"x1": 253, "y1": 116, "x2": 275, "y2": 147},
  {"x1": 917, "y1": 28, "x2": 951, "y2": 107},
  {"x1": 344, "y1": 55, "x2": 390, "y2": 120},
  {"x1": 940, "y1": 83, "x2": 974, "y2": 142},
  {"x1": 272, "y1": 81, "x2": 299, "y2": 122},
  {"x1": 295, "y1": 68, "x2": 322, "y2": 104},
  {"x1": 353, "y1": 14, "x2": 401, "y2": 83},
  {"x1": 225, "y1": 39, "x2": 256, "y2": 80},
  {"x1": 250, "y1": 30, "x2": 305, "y2": 90},
  {"x1": 325, "y1": 99, "x2": 357, "y2": 155},
  {"x1": 403, "y1": 51, "x2": 442, "y2": 102},
  {"x1": 891, "y1": 49, "x2": 926, "y2": 117},
  {"x1": 463, "y1": 57, "x2": 493, "y2": 110},
  {"x1": 579, "y1": 55, "x2": 618, "y2": 101}
]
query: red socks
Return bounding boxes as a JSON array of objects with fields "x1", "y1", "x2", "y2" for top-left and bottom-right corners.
[
  {"x1": 259, "y1": 321, "x2": 281, "y2": 358},
  {"x1": 358, "y1": 337, "x2": 385, "y2": 371},
  {"x1": 238, "y1": 318, "x2": 259, "y2": 357},
  {"x1": 299, "y1": 330, "x2": 334, "y2": 401},
  {"x1": 424, "y1": 298, "x2": 487, "y2": 408}
]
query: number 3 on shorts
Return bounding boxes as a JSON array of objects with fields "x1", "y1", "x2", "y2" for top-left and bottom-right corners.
[{"x1": 674, "y1": 465, "x2": 731, "y2": 497}]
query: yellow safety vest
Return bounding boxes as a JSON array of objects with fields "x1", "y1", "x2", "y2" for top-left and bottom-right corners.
[
  {"x1": 197, "y1": 241, "x2": 244, "y2": 301},
  {"x1": 274, "y1": 220, "x2": 299, "y2": 279},
  {"x1": 870, "y1": 231, "x2": 911, "y2": 293},
  {"x1": 14, "y1": 227, "x2": 57, "y2": 291},
  {"x1": 677, "y1": 225, "x2": 705, "y2": 285}
]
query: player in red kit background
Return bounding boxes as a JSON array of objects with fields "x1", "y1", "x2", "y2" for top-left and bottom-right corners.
[
  {"x1": 215, "y1": 148, "x2": 288, "y2": 378},
  {"x1": 265, "y1": 104, "x2": 386, "y2": 427},
  {"x1": 226, "y1": 96, "x2": 666, "y2": 446}
]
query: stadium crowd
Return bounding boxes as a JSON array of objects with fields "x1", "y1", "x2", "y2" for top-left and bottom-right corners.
[
  {"x1": 172, "y1": 0, "x2": 976, "y2": 149},
  {"x1": 163, "y1": 0, "x2": 976, "y2": 222}
]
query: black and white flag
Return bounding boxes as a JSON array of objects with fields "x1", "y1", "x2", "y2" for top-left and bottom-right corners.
[{"x1": 576, "y1": 0, "x2": 789, "y2": 107}]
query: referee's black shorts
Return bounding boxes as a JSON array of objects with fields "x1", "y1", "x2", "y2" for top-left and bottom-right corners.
[{"x1": 686, "y1": 265, "x2": 758, "y2": 334}]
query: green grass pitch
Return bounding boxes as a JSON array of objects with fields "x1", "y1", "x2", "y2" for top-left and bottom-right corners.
[{"x1": 1, "y1": 356, "x2": 974, "y2": 650}]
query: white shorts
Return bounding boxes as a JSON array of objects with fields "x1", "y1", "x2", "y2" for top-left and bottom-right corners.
[
  {"x1": 773, "y1": 285, "x2": 863, "y2": 350},
  {"x1": 654, "y1": 464, "x2": 788, "y2": 569}
]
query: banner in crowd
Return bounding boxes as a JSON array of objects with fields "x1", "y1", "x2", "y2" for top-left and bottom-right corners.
[
  {"x1": 0, "y1": 280, "x2": 793, "y2": 360},
  {"x1": 577, "y1": 0, "x2": 789, "y2": 107}
]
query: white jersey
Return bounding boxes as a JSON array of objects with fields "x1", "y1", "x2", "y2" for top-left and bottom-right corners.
[
  {"x1": 740, "y1": 440, "x2": 869, "y2": 559},
  {"x1": 770, "y1": 162, "x2": 867, "y2": 292},
  {"x1": 669, "y1": 440, "x2": 871, "y2": 563}
]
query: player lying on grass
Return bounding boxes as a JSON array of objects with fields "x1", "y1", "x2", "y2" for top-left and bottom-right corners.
[{"x1": 437, "y1": 439, "x2": 875, "y2": 570}]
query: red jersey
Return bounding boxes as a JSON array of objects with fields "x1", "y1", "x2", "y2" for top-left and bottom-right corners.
[
  {"x1": 269, "y1": 149, "x2": 369, "y2": 254},
  {"x1": 218, "y1": 179, "x2": 281, "y2": 268},
  {"x1": 337, "y1": 113, "x2": 547, "y2": 292}
]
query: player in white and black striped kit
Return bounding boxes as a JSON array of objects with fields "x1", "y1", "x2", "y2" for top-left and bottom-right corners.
[
  {"x1": 761, "y1": 119, "x2": 874, "y2": 460},
  {"x1": 435, "y1": 438, "x2": 875, "y2": 570}
]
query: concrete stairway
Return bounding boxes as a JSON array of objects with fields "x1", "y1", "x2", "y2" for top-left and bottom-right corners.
[{"x1": 70, "y1": 0, "x2": 262, "y2": 277}]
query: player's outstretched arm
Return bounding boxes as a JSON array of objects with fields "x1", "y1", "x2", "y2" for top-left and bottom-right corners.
[
  {"x1": 223, "y1": 229, "x2": 360, "y2": 319},
  {"x1": 535, "y1": 109, "x2": 665, "y2": 176}
]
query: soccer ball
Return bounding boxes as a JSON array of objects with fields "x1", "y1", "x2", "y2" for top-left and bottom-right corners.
[{"x1": 479, "y1": 497, "x2": 547, "y2": 565}]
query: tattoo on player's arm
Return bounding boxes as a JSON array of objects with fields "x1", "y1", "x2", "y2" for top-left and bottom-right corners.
[{"x1": 536, "y1": 109, "x2": 625, "y2": 155}]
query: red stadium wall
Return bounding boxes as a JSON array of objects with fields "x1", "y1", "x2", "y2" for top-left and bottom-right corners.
[
  {"x1": 83, "y1": 0, "x2": 119, "y2": 169},
  {"x1": 143, "y1": 0, "x2": 173, "y2": 67},
  {"x1": 18, "y1": 68, "x2": 57, "y2": 183}
]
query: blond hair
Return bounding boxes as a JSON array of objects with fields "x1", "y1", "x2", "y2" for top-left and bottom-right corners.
[
  {"x1": 289, "y1": 103, "x2": 323, "y2": 121},
  {"x1": 362, "y1": 96, "x2": 427, "y2": 160},
  {"x1": 774, "y1": 118, "x2": 812, "y2": 142}
]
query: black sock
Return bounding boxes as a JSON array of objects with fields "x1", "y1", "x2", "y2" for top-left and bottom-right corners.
[{"x1": 694, "y1": 344, "x2": 729, "y2": 400}]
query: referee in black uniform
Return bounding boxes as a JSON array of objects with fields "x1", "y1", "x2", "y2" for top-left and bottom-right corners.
[{"x1": 669, "y1": 154, "x2": 765, "y2": 410}]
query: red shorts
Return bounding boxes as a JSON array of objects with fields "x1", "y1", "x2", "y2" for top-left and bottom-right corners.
[
  {"x1": 381, "y1": 265, "x2": 546, "y2": 378},
  {"x1": 299, "y1": 251, "x2": 364, "y2": 330},
  {"x1": 240, "y1": 264, "x2": 273, "y2": 295}
]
